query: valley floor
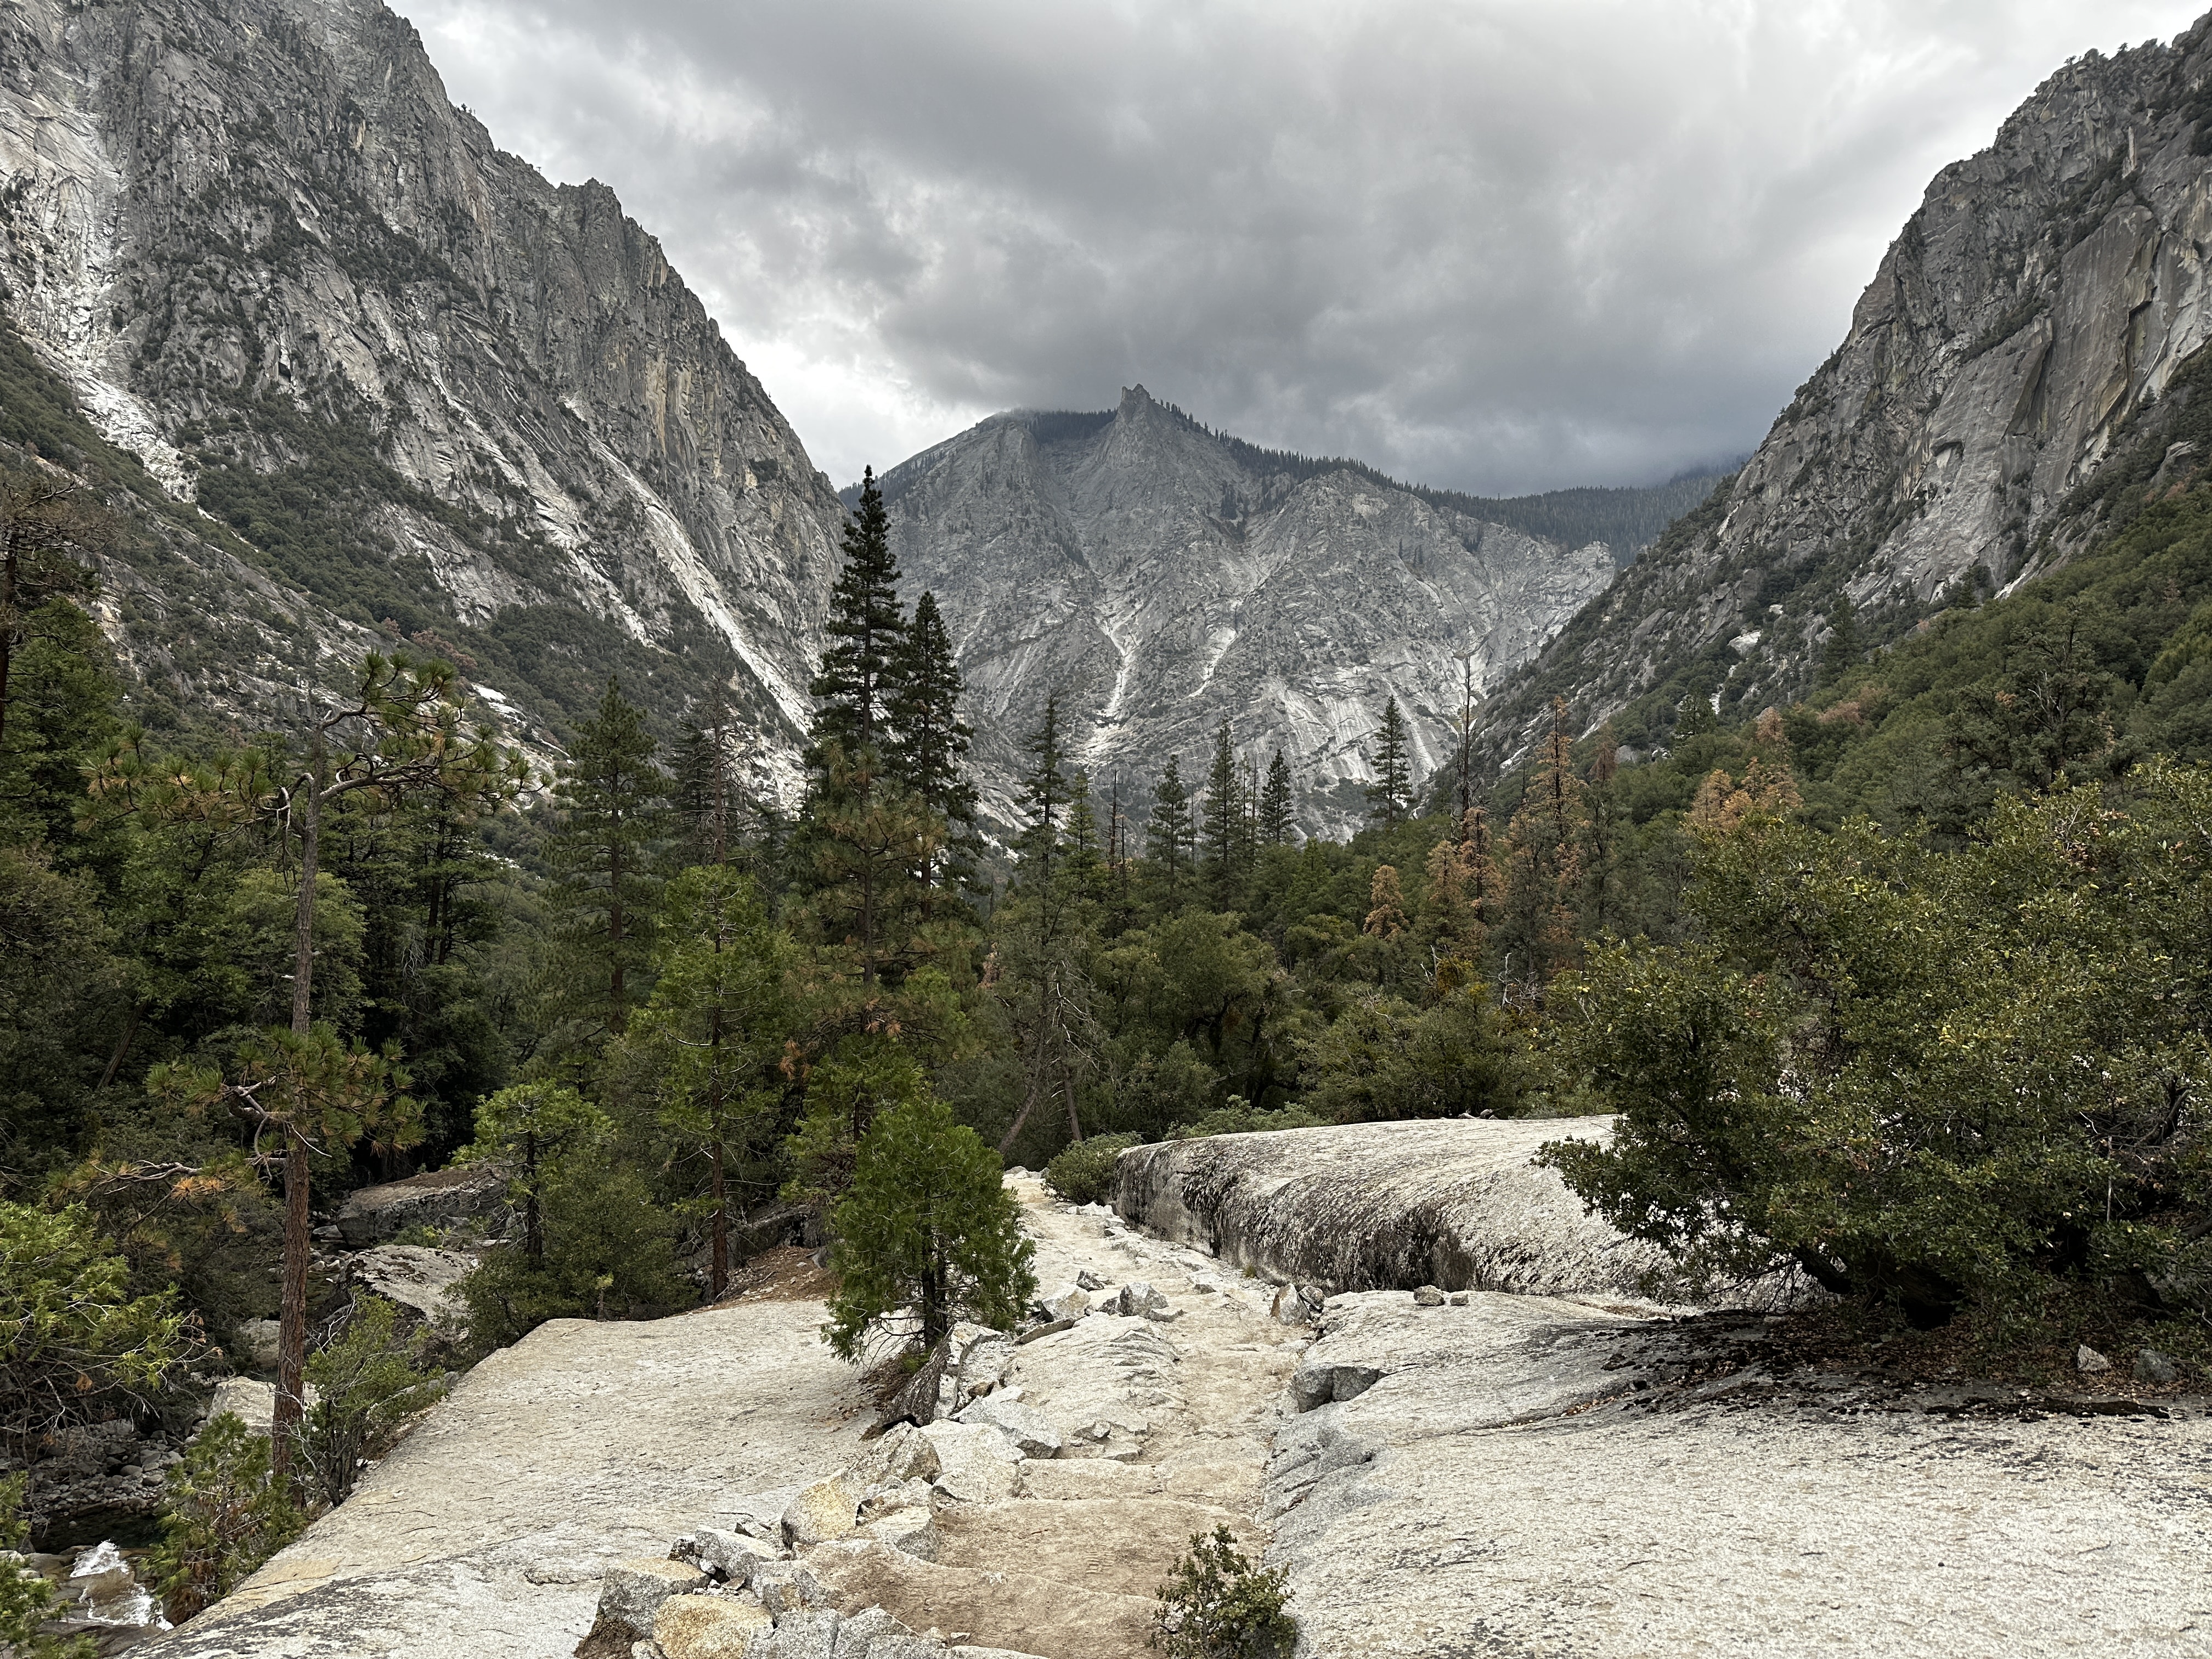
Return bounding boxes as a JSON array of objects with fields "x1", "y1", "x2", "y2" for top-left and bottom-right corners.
[{"x1": 144, "y1": 1149, "x2": 2211, "y2": 1658}]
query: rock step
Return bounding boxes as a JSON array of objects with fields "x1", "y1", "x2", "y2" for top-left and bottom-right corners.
[
  {"x1": 1013, "y1": 1453, "x2": 1259, "y2": 1512},
  {"x1": 932, "y1": 1496, "x2": 1253, "y2": 1599},
  {"x1": 807, "y1": 1538, "x2": 1159, "y2": 1659}
]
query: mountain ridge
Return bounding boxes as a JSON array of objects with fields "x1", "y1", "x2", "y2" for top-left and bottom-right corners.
[
  {"x1": 1476, "y1": 22, "x2": 2212, "y2": 766},
  {"x1": 0, "y1": 0, "x2": 847, "y2": 795},
  {"x1": 865, "y1": 383, "x2": 1627, "y2": 832}
]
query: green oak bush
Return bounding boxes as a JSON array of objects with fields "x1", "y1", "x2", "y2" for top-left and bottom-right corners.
[{"x1": 1539, "y1": 765, "x2": 2212, "y2": 1330}]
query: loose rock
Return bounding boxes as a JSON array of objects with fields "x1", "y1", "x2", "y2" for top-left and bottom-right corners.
[
  {"x1": 766, "y1": 1607, "x2": 843, "y2": 1659},
  {"x1": 690, "y1": 1527, "x2": 781, "y2": 1586},
  {"x1": 782, "y1": 1477, "x2": 862, "y2": 1549},
  {"x1": 652, "y1": 1593, "x2": 770, "y2": 1658},
  {"x1": 1115, "y1": 1282, "x2": 1170, "y2": 1319},
  {"x1": 918, "y1": 1423, "x2": 1023, "y2": 1505},
  {"x1": 1413, "y1": 1285, "x2": 1445, "y2": 1307},
  {"x1": 955, "y1": 1394, "x2": 1064, "y2": 1459},
  {"x1": 2077, "y1": 1344, "x2": 2113, "y2": 1374},
  {"x1": 2134, "y1": 1348, "x2": 2179, "y2": 1385},
  {"x1": 752, "y1": 1559, "x2": 825, "y2": 1616},
  {"x1": 591, "y1": 1559, "x2": 707, "y2": 1644},
  {"x1": 1040, "y1": 1286, "x2": 1091, "y2": 1322}
]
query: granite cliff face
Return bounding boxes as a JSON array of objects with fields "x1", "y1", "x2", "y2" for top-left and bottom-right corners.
[
  {"x1": 876, "y1": 392, "x2": 1619, "y2": 832},
  {"x1": 0, "y1": 0, "x2": 844, "y2": 788},
  {"x1": 1481, "y1": 24, "x2": 2212, "y2": 756}
]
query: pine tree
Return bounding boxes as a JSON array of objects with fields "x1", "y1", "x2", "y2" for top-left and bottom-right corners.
[
  {"x1": 627, "y1": 867, "x2": 794, "y2": 1299},
  {"x1": 1363, "y1": 864, "x2": 1408, "y2": 938},
  {"x1": 1065, "y1": 769, "x2": 1104, "y2": 894},
  {"x1": 671, "y1": 707, "x2": 742, "y2": 870},
  {"x1": 887, "y1": 590, "x2": 978, "y2": 884},
  {"x1": 809, "y1": 469, "x2": 906, "y2": 766},
  {"x1": 825, "y1": 1092, "x2": 1037, "y2": 1359},
  {"x1": 1147, "y1": 754, "x2": 1195, "y2": 902},
  {"x1": 1201, "y1": 720, "x2": 1248, "y2": 911},
  {"x1": 1016, "y1": 694, "x2": 1070, "y2": 893},
  {"x1": 801, "y1": 743, "x2": 940, "y2": 989},
  {"x1": 1259, "y1": 750, "x2": 1294, "y2": 845},
  {"x1": 1497, "y1": 698, "x2": 1587, "y2": 989},
  {"x1": 1820, "y1": 596, "x2": 1860, "y2": 689},
  {"x1": 549, "y1": 678, "x2": 668, "y2": 1034},
  {"x1": 1365, "y1": 697, "x2": 1413, "y2": 827}
]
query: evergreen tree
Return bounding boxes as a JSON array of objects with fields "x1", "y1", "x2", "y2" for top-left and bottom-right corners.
[
  {"x1": 548, "y1": 678, "x2": 668, "y2": 1035},
  {"x1": 824, "y1": 1092, "x2": 1037, "y2": 1359},
  {"x1": 670, "y1": 704, "x2": 743, "y2": 870},
  {"x1": 1065, "y1": 769, "x2": 1105, "y2": 894},
  {"x1": 809, "y1": 469, "x2": 906, "y2": 766},
  {"x1": 1201, "y1": 720, "x2": 1248, "y2": 911},
  {"x1": 458, "y1": 1083, "x2": 608, "y2": 1265},
  {"x1": 1259, "y1": 750, "x2": 1294, "y2": 846},
  {"x1": 1497, "y1": 698, "x2": 1587, "y2": 989},
  {"x1": 1364, "y1": 697, "x2": 1413, "y2": 827},
  {"x1": 887, "y1": 591, "x2": 978, "y2": 884},
  {"x1": 800, "y1": 743, "x2": 941, "y2": 989},
  {"x1": 0, "y1": 473, "x2": 104, "y2": 757},
  {"x1": 1146, "y1": 754, "x2": 1195, "y2": 901},
  {"x1": 1819, "y1": 596, "x2": 1860, "y2": 688},
  {"x1": 626, "y1": 867, "x2": 794, "y2": 1299},
  {"x1": 1015, "y1": 694, "x2": 1069, "y2": 892}
]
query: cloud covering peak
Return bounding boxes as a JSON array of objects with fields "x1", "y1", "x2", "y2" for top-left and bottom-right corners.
[{"x1": 396, "y1": 0, "x2": 2203, "y2": 495}]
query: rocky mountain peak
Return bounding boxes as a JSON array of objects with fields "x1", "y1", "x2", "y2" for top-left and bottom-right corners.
[{"x1": 1476, "y1": 16, "x2": 2212, "y2": 762}]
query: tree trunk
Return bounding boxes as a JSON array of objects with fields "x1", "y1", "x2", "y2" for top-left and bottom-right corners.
[
  {"x1": 608, "y1": 832, "x2": 626, "y2": 1026},
  {"x1": 274, "y1": 724, "x2": 325, "y2": 1476},
  {"x1": 0, "y1": 528, "x2": 16, "y2": 752},
  {"x1": 709, "y1": 990, "x2": 727, "y2": 1299},
  {"x1": 275, "y1": 1126, "x2": 311, "y2": 1478},
  {"x1": 710, "y1": 1136, "x2": 728, "y2": 1300},
  {"x1": 860, "y1": 854, "x2": 877, "y2": 988},
  {"x1": 523, "y1": 1137, "x2": 543, "y2": 1264}
]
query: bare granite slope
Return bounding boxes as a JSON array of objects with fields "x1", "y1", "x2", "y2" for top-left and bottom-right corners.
[
  {"x1": 146, "y1": 1145, "x2": 2210, "y2": 1658},
  {"x1": 1481, "y1": 18, "x2": 2212, "y2": 754},
  {"x1": 878, "y1": 391, "x2": 1615, "y2": 833}
]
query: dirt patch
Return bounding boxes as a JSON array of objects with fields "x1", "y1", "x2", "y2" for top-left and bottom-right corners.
[{"x1": 700, "y1": 1245, "x2": 836, "y2": 1306}]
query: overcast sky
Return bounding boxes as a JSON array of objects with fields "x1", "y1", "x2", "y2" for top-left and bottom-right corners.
[{"x1": 395, "y1": 1, "x2": 2202, "y2": 497}]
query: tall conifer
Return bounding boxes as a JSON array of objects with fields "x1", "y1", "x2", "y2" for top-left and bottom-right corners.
[
  {"x1": 886, "y1": 590, "x2": 978, "y2": 883},
  {"x1": 1016, "y1": 693, "x2": 1069, "y2": 892},
  {"x1": 1259, "y1": 750, "x2": 1294, "y2": 845},
  {"x1": 1147, "y1": 754, "x2": 1195, "y2": 901},
  {"x1": 549, "y1": 678, "x2": 668, "y2": 1034},
  {"x1": 1201, "y1": 720, "x2": 1248, "y2": 911},
  {"x1": 809, "y1": 469, "x2": 906, "y2": 768},
  {"x1": 1365, "y1": 697, "x2": 1413, "y2": 827}
]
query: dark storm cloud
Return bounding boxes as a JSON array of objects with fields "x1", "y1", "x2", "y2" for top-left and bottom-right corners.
[{"x1": 397, "y1": 0, "x2": 2204, "y2": 494}]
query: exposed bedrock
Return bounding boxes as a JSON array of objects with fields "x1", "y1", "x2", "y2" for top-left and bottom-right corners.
[
  {"x1": 1112, "y1": 1116, "x2": 1794, "y2": 1307},
  {"x1": 1267, "y1": 1291, "x2": 2212, "y2": 1657}
]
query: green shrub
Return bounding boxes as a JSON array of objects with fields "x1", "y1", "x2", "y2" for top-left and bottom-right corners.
[
  {"x1": 1539, "y1": 767, "x2": 2212, "y2": 1328},
  {"x1": 0, "y1": 1472, "x2": 94, "y2": 1658},
  {"x1": 1044, "y1": 1133, "x2": 1141, "y2": 1205},
  {"x1": 0, "y1": 1201, "x2": 197, "y2": 1459},
  {"x1": 459, "y1": 1165, "x2": 690, "y2": 1353},
  {"x1": 300, "y1": 1297, "x2": 446, "y2": 1507},
  {"x1": 148, "y1": 1414, "x2": 305, "y2": 1622},
  {"x1": 1151, "y1": 1525, "x2": 1296, "y2": 1658},
  {"x1": 1167, "y1": 1101, "x2": 1328, "y2": 1141}
]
